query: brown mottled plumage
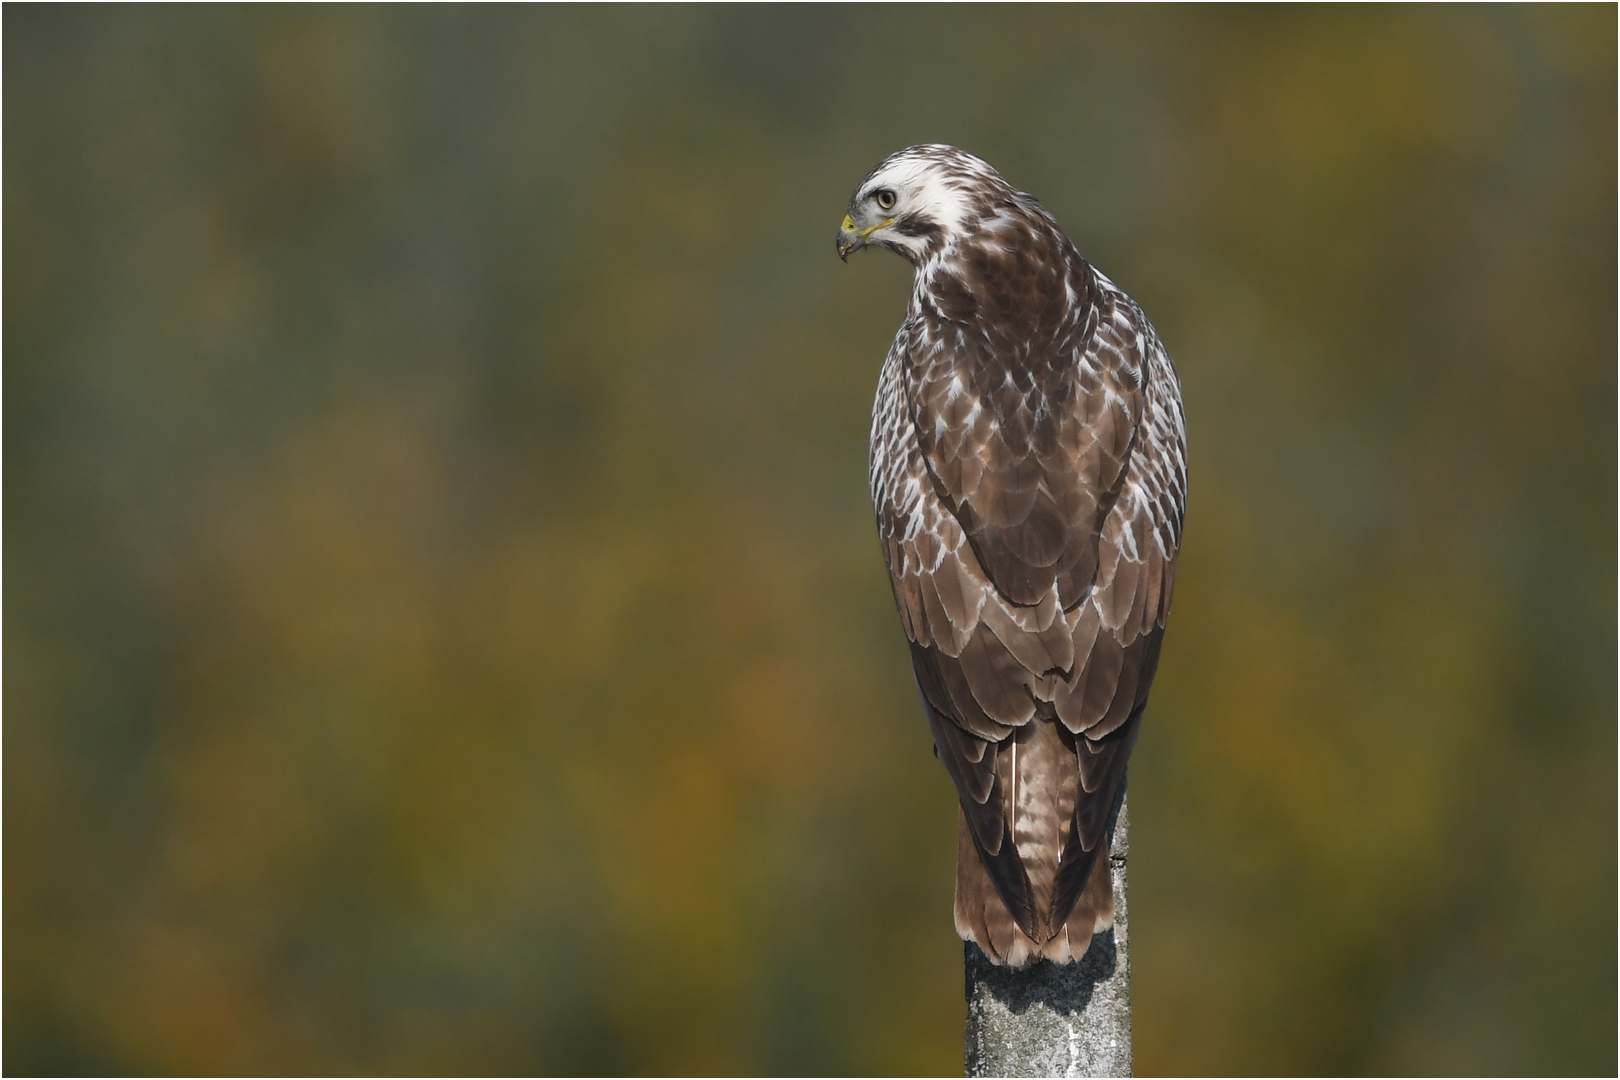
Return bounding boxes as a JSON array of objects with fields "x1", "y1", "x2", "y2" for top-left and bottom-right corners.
[{"x1": 837, "y1": 146, "x2": 1186, "y2": 966}]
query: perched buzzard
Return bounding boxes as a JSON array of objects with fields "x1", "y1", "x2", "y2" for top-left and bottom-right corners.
[{"x1": 837, "y1": 146, "x2": 1187, "y2": 967}]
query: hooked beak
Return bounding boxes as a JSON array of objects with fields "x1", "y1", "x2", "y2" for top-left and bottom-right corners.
[{"x1": 836, "y1": 213, "x2": 895, "y2": 261}]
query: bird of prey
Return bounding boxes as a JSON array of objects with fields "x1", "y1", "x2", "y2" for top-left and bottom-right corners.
[{"x1": 837, "y1": 146, "x2": 1187, "y2": 967}]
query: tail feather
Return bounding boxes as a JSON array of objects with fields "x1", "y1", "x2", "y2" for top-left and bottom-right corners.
[{"x1": 955, "y1": 808, "x2": 1115, "y2": 966}]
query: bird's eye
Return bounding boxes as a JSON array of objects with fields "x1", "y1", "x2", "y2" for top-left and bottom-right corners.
[{"x1": 874, "y1": 189, "x2": 897, "y2": 211}]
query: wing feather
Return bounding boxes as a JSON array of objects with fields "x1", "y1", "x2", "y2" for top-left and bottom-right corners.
[
  {"x1": 980, "y1": 595, "x2": 1074, "y2": 677},
  {"x1": 957, "y1": 624, "x2": 1040, "y2": 726},
  {"x1": 921, "y1": 692, "x2": 1038, "y2": 936}
]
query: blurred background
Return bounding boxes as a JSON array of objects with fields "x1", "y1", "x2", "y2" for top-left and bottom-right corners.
[{"x1": 5, "y1": 6, "x2": 1614, "y2": 1075}]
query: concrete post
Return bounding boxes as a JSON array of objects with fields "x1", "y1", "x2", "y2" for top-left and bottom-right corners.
[{"x1": 963, "y1": 791, "x2": 1131, "y2": 1078}]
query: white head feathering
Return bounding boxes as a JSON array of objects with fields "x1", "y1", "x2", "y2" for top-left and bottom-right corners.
[{"x1": 846, "y1": 144, "x2": 1016, "y2": 263}]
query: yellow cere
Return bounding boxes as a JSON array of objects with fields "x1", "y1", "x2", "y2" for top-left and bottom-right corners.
[{"x1": 841, "y1": 214, "x2": 895, "y2": 238}]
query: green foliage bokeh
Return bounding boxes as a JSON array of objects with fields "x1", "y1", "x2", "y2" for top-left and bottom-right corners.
[{"x1": 5, "y1": 6, "x2": 1614, "y2": 1075}]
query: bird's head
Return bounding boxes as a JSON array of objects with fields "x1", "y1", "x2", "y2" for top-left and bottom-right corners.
[{"x1": 836, "y1": 144, "x2": 1014, "y2": 265}]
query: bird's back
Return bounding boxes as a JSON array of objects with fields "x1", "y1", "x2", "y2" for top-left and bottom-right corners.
[{"x1": 869, "y1": 244, "x2": 1184, "y2": 968}]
